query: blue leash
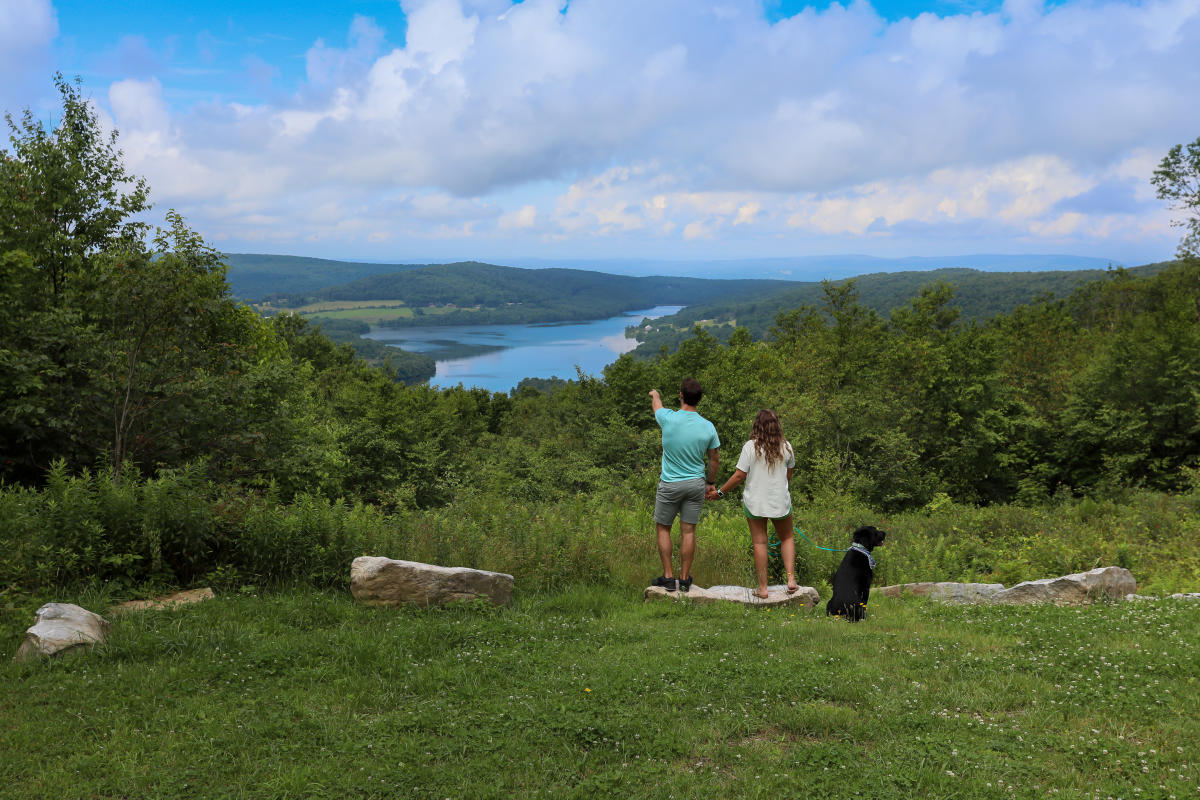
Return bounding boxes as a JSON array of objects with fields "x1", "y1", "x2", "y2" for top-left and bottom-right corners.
[{"x1": 793, "y1": 525, "x2": 847, "y2": 553}]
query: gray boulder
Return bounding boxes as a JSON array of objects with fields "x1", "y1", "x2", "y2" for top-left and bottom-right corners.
[
  {"x1": 878, "y1": 582, "x2": 1005, "y2": 604},
  {"x1": 350, "y1": 556, "x2": 514, "y2": 607},
  {"x1": 14, "y1": 603, "x2": 110, "y2": 663},
  {"x1": 644, "y1": 584, "x2": 818, "y2": 609},
  {"x1": 993, "y1": 566, "x2": 1136, "y2": 606}
]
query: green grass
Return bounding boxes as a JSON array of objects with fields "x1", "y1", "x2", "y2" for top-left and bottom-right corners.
[
  {"x1": 292, "y1": 301, "x2": 410, "y2": 312},
  {"x1": 3, "y1": 587, "x2": 1198, "y2": 799},
  {"x1": 250, "y1": 300, "x2": 476, "y2": 325},
  {"x1": 300, "y1": 304, "x2": 476, "y2": 324},
  {"x1": 303, "y1": 307, "x2": 416, "y2": 323},
  {"x1": 378, "y1": 489, "x2": 1200, "y2": 598}
]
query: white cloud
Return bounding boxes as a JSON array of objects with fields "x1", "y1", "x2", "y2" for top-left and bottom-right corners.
[
  {"x1": 783, "y1": 155, "x2": 1096, "y2": 235},
  {"x1": 25, "y1": 0, "x2": 1196, "y2": 258},
  {"x1": 498, "y1": 204, "x2": 537, "y2": 230},
  {"x1": 734, "y1": 203, "x2": 761, "y2": 226}
]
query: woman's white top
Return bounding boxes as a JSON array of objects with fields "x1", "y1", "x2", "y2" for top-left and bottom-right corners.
[{"x1": 735, "y1": 439, "x2": 795, "y2": 519}]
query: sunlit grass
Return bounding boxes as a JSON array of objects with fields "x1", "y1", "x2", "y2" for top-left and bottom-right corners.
[
  {"x1": 3, "y1": 588, "x2": 1197, "y2": 799},
  {"x1": 248, "y1": 300, "x2": 479, "y2": 325},
  {"x1": 293, "y1": 300, "x2": 410, "y2": 312},
  {"x1": 303, "y1": 307, "x2": 415, "y2": 323}
]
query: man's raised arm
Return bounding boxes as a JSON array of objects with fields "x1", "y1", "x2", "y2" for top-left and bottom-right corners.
[{"x1": 649, "y1": 389, "x2": 664, "y2": 413}]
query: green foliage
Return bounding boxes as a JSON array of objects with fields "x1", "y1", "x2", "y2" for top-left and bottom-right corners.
[
  {"x1": 0, "y1": 73, "x2": 149, "y2": 302},
  {"x1": 1152, "y1": 135, "x2": 1200, "y2": 260},
  {"x1": 0, "y1": 251, "x2": 96, "y2": 483},
  {"x1": 0, "y1": 78, "x2": 349, "y2": 492},
  {"x1": 0, "y1": 466, "x2": 393, "y2": 594},
  {"x1": 221, "y1": 252, "x2": 427, "y2": 301},
  {"x1": 73, "y1": 212, "x2": 243, "y2": 480},
  {"x1": 631, "y1": 264, "x2": 1165, "y2": 358},
  {"x1": 304, "y1": 317, "x2": 435, "y2": 384},
  {"x1": 5, "y1": 466, "x2": 1200, "y2": 605},
  {"x1": 271, "y1": 260, "x2": 792, "y2": 326}
]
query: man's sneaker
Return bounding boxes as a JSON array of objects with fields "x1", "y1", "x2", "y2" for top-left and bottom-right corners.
[
  {"x1": 678, "y1": 576, "x2": 693, "y2": 593},
  {"x1": 652, "y1": 575, "x2": 679, "y2": 592}
]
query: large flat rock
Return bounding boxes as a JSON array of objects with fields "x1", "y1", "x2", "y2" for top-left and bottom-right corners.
[
  {"x1": 110, "y1": 588, "x2": 214, "y2": 615},
  {"x1": 351, "y1": 556, "x2": 514, "y2": 607},
  {"x1": 993, "y1": 566, "x2": 1136, "y2": 606},
  {"x1": 14, "y1": 603, "x2": 110, "y2": 662},
  {"x1": 878, "y1": 582, "x2": 1005, "y2": 604},
  {"x1": 644, "y1": 584, "x2": 819, "y2": 609},
  {"x1": 877, "y1": 567, "x2": 1136, "y2": 607}
]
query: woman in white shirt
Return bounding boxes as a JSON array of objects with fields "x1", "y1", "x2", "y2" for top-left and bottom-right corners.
[{"x1": 711, "y1": 409, "x2": 798, "y2": 599}]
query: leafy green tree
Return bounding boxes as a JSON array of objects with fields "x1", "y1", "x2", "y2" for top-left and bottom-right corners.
[
  {"x1": 1, "y1": 77, "x2": 324, "y2": 489},
  {"x1": 1152, "y1": 136, "x2": 1200, "y2": 260},
  {"x1": 886, "y1": 283, "x2": 1011, "y2": 504},
  {"x1": 1056, "y1": 262, "x2": 1200, "y2": 491},
  {"x1": 0, "y1": 251, "x2": 95, "y2": 483},
  {"x1": 73, "y1": 212, "x2": 236, "y2": 481},
  {"x1": 0, "y1": 74, "x2": 149, "y2": 303}
]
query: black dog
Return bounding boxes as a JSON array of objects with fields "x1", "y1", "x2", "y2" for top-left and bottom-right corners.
[{"x1": 826, "y1": 525, "x2": 887, "y2": 621}]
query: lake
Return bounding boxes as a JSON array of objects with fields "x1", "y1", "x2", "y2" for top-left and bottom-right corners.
[{"x1": 363, "y1": 306, "x2": 684, "y2": 392}]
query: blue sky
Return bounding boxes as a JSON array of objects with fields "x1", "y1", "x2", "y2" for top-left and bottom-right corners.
[{"x1": 4, "y1": 0, "x2": 1198, "y2": 266}]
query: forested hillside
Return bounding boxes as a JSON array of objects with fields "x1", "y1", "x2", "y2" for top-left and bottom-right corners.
[
  {"x1": 245, "y1": 254, "x2": 1164, "y2": 353},
  {"x1": 630, "y1": 263, "x2": 1169, "y2": 356},
  {"x1": 4, "y1": 79, "x2": 1200, "y2": 606},
  {"x1": 266, "y1": 262, "x2": 798, "y2": 326},
  {"x1": 222, "y1": 253, "x2": 427, "y2": 301}
]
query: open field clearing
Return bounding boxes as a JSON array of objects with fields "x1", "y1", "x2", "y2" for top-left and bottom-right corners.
[
  {"x1": 300, "y1": 307, "x2": 416, "y2": 323},
  {"x1": 299, "y1": 305, "x2": 474, "y2": 324},
  {"x1": 291, "y1": 301, "x2": 410, "y2": 312},
  {"x1": 251, "y1": 301, "x2": 478, "y2": 325},
  {"x1": 3, "y1": 587, "x2": 1197, "y2": 799}
]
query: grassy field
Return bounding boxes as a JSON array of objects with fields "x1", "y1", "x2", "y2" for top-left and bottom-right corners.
[
  {"x1": 301, "y1": 307, "x2": 416, "y2": 323},
  {"x1": 367, "y1": 489, "x2": 1200, "y2": 598},
  {"x1": 3, "y1": 586, "x2": 1198, "y2": 799},
  {"x1": 251, "y1": 301, "x2": 475, "y2": 325}
]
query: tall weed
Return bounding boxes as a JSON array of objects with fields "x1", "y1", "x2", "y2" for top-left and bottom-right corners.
[{"x1": 4, "y1": 472, "x2": 1199, "y2": 602}]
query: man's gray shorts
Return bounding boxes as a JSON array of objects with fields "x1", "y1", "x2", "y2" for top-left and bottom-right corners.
[{"x1": 654, "y1": 478, "x2": 707, "y2": 526}]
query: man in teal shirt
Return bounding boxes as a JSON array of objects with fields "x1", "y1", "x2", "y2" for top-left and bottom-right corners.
[{"x1": 649, "y1": 377, "x2": 720, "y2": 592}]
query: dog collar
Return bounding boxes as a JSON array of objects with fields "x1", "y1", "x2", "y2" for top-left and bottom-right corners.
[{"x1": 849, "y1": 542, "x2": 876, "y2": 569}]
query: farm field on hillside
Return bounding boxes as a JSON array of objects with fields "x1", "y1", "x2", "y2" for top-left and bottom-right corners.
[{"x1": 3, "y1": 588, "x2": 1197, "y2": 799}]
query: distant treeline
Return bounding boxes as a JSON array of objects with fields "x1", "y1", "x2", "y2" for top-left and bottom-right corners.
[
  {"x1": 222, "y1": 253, "x2": 427, "y2": 301},
  {"x1": 630, "y1": 263, "x2": 1170, "y2": 357}
]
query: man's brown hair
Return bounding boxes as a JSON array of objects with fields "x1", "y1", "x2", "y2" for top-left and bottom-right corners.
[{"x1": 680, "y1": 377, "x2": 703, "y2": 406}]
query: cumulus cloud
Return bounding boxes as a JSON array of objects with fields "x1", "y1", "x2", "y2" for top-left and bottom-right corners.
[
  {"x1": 498, "y1": 204, "x2": 538, "y2": 230},
  {"x1": 19, "y1": 0, "x2": 1200, "y2": 258}
]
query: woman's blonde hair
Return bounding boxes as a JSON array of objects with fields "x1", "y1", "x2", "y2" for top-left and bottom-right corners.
[{"x1": 751, "y1": 409, "x2": 789, "y2": 468}]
